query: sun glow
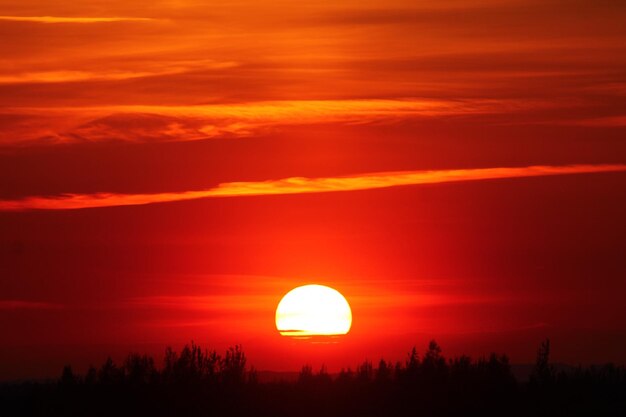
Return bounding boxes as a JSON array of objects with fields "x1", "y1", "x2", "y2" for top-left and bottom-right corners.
[{"x1": 275, "y1": 285, "x2": 352, "y2": 337}]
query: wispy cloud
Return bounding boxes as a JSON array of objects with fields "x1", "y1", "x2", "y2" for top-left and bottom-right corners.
[
  {"x1": 0, "y1": 70, "x2": 163, "y2": 84},
  {"x1": 1, "y1": 98, "x2": 554, "y2": 145},
  {"x1": 0, "y1": 16, "x2": 155, "y2": 24},
  {"x1": 0, "y1": 60, "x2": 239, "y2": 85},
  {"x1": 70, "y1": 98, "x2": 546, "y2": 121},
  {"x1": 1, "y1": 164, "x2": 623, "y2": 211}
]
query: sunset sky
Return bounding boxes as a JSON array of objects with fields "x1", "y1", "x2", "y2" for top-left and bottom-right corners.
[{"x1": 1, "y1": 0, "x2": 626, "y2": 380}]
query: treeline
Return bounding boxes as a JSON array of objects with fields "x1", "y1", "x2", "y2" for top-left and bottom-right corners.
[
  {"x1": 1, "y1": 339, "x2": 625, "y2": 416},
  {"x1": 61, "y1": 343, "x2": 250, "y2": 386}
]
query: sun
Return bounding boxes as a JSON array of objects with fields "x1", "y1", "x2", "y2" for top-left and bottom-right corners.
[{"x1": 275, "y1": 284, "x2": 352, "y2": 337}]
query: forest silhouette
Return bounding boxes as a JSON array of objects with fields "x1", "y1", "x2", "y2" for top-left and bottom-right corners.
[{"x1": 1, "y1": 339, "x2": 625, "y2": 416}]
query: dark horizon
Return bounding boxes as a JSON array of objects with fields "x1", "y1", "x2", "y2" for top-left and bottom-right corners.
[
  {"x1": 3, "y1": 339, "x2": 625, "y2": 416},
  {"x1": 1, "y1": 337, "x2": 623, "y2": 384}
]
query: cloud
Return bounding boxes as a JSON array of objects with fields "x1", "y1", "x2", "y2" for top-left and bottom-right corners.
[
  {"x1": 0, "y1": 98, "x2": 554, "y2": 145},
  {"x1": 0, "y1": 70, "x2": 162, "y2": 84},
  {"x1": 1, "y1": 164, "x2": 623, "y2": 211},
  {"x1": 0, "y1": 15, "x2": 155, "y2": 24},
  {"x1": 0, "y1": 60, "x2": 239, "y2": 85},
  {"x1": 63, "y1": 112, "x2": 255, "y2": 143},
  {"x1": 96, "y1": 98, "x2": 535, "y2": 120}
]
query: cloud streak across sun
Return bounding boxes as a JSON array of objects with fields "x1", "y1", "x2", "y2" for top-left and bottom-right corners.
[{"x1": 1, "y1": 164, "x2": 623, "y2": 211}]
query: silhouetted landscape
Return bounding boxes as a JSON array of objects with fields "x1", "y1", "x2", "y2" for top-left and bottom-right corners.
[{"x1": 2, "y1": 339, "x2": 624, "y2": 416}]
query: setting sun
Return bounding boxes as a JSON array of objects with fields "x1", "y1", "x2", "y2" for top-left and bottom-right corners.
[
  {"x1": 1, "y1": 1, "x2": 626, "y2": 415},
  {"x1": 275, "y1": 285, "x2": 352, "y2": 337}
]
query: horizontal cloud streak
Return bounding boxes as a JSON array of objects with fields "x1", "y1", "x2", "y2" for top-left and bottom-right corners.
[
  {"x1": 0, "y1": 16, "x2": 155, "y2": 24},
  {"x1": 1, "y1": 98, "x2": 555, "y2": 145},
  {"x1": 0, "y1": 60, "x2": 239, "y2": 85},
  {"x1": 86, "y1": 98, "x2": 553, "y2": 119},
  {"x1": 0, "y1": 70, "x2": 165, "y2": 84},
  {"x1": 1, "y1": 164, "x2": 624, "y2": 211}
]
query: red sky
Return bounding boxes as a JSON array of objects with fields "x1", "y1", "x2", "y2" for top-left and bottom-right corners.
[{"x1": 1, "y1": 0, "x2": 626, "y2": 380}]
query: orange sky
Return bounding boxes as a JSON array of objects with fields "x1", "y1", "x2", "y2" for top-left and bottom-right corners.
[{"x1": 1, "y1": 0, "x2": 626, "y2": 379}]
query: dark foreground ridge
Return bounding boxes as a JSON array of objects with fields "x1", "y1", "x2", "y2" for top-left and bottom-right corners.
[{"x1": 1, "y1": 340, "x2": 625, "y2": 416}]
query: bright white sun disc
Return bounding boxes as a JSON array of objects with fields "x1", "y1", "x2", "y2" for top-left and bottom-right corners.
[{"x1": 275, "y1": 284, "x2": 352, "y2": 336}]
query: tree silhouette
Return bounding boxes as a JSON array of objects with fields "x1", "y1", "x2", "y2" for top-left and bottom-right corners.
[
  {"x1": 531, "y1": 338, "x2": 554, "y2": 386},
  {"x1": 98, "y1": 356, "x2": 122, "y2": 385},
  {"x1": 221, "y1": 344, "x2": 247, "y2": 384},
  {"x1": 124, "y1": 353, "x2": 157, "y2": 385},
  {"x1": 3, "y1": 339, "x2": 625, "y2": 417},
  {"x1": 60, "y1": 365, "x2": 77, "y2": 387},
  {"x1": 84, "y1": 366, "x2": 97, "y2": 385},
  {"x1": 298, "y1": 364, "x2": 314, "y2": 385},
  {"x1": 406, "y1": 346, "x2": 420, "y2": 370},
  {"x1": 375, "y1": 358, "x2": 392, "y2": 383},
  {"x1": 422, "y1": 339, "x2": 447, "y2": 376},
  {"x1": 336, "y1": 367, "x2": 354, "y2": 385},
  {"x1": 356, "y1": 360, "x2": 373, "y2": 383},
  {"x1": 316, "y1": 364, "x2": 332, "y2": 385}
]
